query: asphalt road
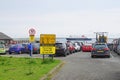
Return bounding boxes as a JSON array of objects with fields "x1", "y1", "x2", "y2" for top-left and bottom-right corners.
[{"x1": 52, "y1": 51, "x2": 120, "y2": 80}]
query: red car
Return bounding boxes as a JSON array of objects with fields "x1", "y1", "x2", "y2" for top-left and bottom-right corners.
[
  {"x1": 66, "y1": 41, "x2": 75, "y2": 53},
  {"x1": 82, "y1": 43, "x2": 92, "y2": 52}
]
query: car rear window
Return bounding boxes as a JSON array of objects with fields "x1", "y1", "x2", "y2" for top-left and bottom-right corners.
[
  {"x1": 94, "y1": 44, "x2": 107, "y2": 48},
  {"x1": 56, "y1": 43, "x2": 63, "y2": 48},
  {"x1": 84, "y1": 43, "x2": 92, "y2": 46},
  {"x1": 32, "y1": 43, "x2": 40, "y2": 48}
]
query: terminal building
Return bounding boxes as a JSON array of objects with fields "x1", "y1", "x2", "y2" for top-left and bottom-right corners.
[
  {"x1": 0, "y1": 32, "x2": 13, "y2": 45},
  {"x1": 0, "y1": 32, "x2": 29, "y2": 44}
]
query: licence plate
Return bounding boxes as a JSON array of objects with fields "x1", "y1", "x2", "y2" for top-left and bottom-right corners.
[
  {"x1": 56, "y1": 47, "x2": 59, "y2": 49},
  {"x1": 97, "y1": 51, "x2": 103, "y2": 52}
]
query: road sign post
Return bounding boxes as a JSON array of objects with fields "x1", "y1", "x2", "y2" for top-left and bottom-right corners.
[
  {"x1": 29, "y1": 28, "x2": 36, "y2": 57},
  {"x1": 40, "y1": 34, "x2": 56, "y2": 61}
]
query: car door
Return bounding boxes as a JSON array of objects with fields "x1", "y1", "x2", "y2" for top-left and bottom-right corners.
[{"x1": 117, "y1": 45, "x2": 120, "y2": 55}]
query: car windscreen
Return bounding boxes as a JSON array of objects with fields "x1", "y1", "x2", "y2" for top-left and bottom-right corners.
[
  {"x1": 56, "y1": 43, "x2": 63, "y2": 48},
  {"x1": 9, "y1": 45, "x2": 16, "y2": 48},
  {"x1": 22, "y1": 44, "x2": 28, "y2": 47},
  {"x1": 94, "y1": 44, "x2": 107, "y2": 49},
  {"x1": 32, "y1": 43, "x2": 39, "y2": 48},
  {"x1": 10, "y1": 44, "x2": 22, "y2": 48},
  {"x1": 84, "y1": 44, "x2": 92, "y2": 46}
]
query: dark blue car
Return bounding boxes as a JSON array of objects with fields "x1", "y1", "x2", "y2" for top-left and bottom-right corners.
[
  {"x1": 91, "y1": 43, "x2": 110, "y2": 58},
  {"x1": 8, "y1": 44, "x2": 28, "y2": 54}
]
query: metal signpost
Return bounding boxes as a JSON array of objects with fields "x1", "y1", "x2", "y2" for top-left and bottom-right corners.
[
  {"x1": 40, "y1": 34, "x2": 56, "y2": 60},
  {"x1": 29, "y1": 28, "x2": 36, "y2": 57}
]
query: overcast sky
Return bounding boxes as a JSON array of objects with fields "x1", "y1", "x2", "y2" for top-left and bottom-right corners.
[{"x1": 1, "y1": 0, "x2": 120, "y2": 38}]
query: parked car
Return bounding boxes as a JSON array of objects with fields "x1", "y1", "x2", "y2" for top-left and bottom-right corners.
[
  {"x1": 8, "y1": 44, "x2": 28, "y2": 54},
  {"x1": 112, "y1": 38, "x2": 120, "y2": 55},
  {"x1": 91, "y1": 43, "x2": 110, "y2": 58},
  {"x1": 0, "y1": 44, "x2": 6, "y2": 54},
  {"x1": 73, "y1": 42, "x2": 81, "y2": 52},
  {"x1": 107, "y1": 43, "x2": 113, "y2": 51},
  {"x1": 55, "y1": 42, "x2": 70, "y2": 57},
  {"x1": 66, "y1": 42, "x2": 75, "y2": 54},
  {"x1": 32, "y1": 43, "x2": 40, "y2": 54},
  {"x1": 82, "y1": 43, "x2": 92, "y2": 52},
  {"x1": 116, "y1": 45, "x2": 120, "y2": 55},
  {"x1": 22, "y1": 43, "x2": 29, "y2": 53},
  {"x1": 112, "y1": 39, "x2": 119, "y2": 53}
]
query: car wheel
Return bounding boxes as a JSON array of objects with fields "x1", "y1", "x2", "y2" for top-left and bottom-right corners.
[
  {"x1": 9, "y1": 52, "x2": 12, "y2": 54},
  {"x1": 67, "y1": 51, "x2": 70, "y2": 55},
  {"x1": 18, "y1": 51, "x2": 22, "y2": 54},
  {"x1": 72, "y1": 50, "x2": 75, "y2": 53},
  {"x1": 107, "y1": 55, "x2": 110, "y2": 58},
  {"x1": 4, "y1": 52, "x2": 7, "y2": 55},
  {"x1": 37, "y1": 50, "x2": 39, "y2": 54},
  {"x1": 64, "y1": 52, "x2": 67, "y2": 57},
  {"x1": 117, "y1": 49, "x2": 120, "y2": 55},
  {"x1": 91, "y1": 55, "x2": 95, "y2": 58}
]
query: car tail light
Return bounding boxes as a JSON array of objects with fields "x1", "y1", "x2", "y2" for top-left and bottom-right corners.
[
  {"x1": 82, "y1": 46, "x2": 85, "y2": 48},
  {"x1": 92, "y1": 48, "x2": 96, "y2": 51},
  {"x1": 104, "y1": 48, "x2": 109, "y2": 50},
  {"x1": 34, "y1": 48, "x2": 37, "y2": 51}
]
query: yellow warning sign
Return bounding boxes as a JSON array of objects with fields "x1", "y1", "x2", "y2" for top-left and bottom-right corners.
[
  {"x1": 29, "y1": 35, "x2": 35, "y2": 42},
  {"x1": 40, "y1": 46, "x2": 56, "y2": 54},
  {"x1": 40, "y1": 34, "x2": 56, "y2": 44}
]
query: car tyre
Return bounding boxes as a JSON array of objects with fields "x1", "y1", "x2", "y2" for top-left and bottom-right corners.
[
  {"x1": 18, "y1": 51, "x2": 22, "y2": 54},
  {"x1": 9, "y1": 52, "x2": 12, "y2": 54},
  {"x1": 117, "y1": 49, "x2": 120, "y2": 55},
  {"x1": 64, "y1": 52, "x2": 67, "y2": 57},
  {"x1": 91, "y1": 55, "x2": 95, "y2": 58},
  {"x1": 107, "y1": 55, "x2": 110, "y2": 58}
]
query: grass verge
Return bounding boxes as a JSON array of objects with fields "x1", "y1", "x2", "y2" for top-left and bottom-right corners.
[{"x1": 0, "y1": 56, "x2": 61, "y2": 80}]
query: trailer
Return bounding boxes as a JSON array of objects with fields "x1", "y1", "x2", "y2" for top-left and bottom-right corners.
[{"x1": 94, "y1": 32, "x2": 108, "y2": 43}]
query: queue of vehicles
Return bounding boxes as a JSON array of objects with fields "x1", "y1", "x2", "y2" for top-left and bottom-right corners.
[
  {"x1": 54, "y1": 41, "x2": 82, "y2": 57},
  {"x1": 0, "y1": 40, "x2": 83, "y2": 56},
  {"x1": 0, "y1": 32, "x2": 113, "y2": 58},
  {"x1": 0, "y1": 43, "x2": 40, "y2": 55},
  {"x1": 112, "y1": 38, "x2": 120, "y2": 55}
]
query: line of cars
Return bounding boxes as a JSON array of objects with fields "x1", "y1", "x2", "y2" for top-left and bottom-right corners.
[
  {"x1": 112, "y1": 38, "x2": 120, "y2": 55},
  {"x1": 55, "y1": 41, "x2": 111, "y2": 58},
  {"x1": 79, "y1": 41, "x2": 111, "y2": 58},
  {"x1": 0, "y1": 41, "x2": 82, "y2": 56},
  {"x1": 0, "y1": 43, "x2": 40, "y2": 55},
  {"x1": 8, "y1": 43, "x2": 40, "y2": 54},
  {"x1": 0, "y1": 41, "x2": 111, "y2": 58},
  {"x1": 54, "y1": 41, "x2": 82, "y2": 57}
]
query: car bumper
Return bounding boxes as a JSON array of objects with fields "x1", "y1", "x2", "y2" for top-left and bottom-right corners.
[{"x1": 91, "y1": 53, "x2": 110, "y2": 57}]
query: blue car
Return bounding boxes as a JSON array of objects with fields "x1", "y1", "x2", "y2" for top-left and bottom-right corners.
[{"x1": 8, "y1": 44, "x2": 28, "y2": 54}]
